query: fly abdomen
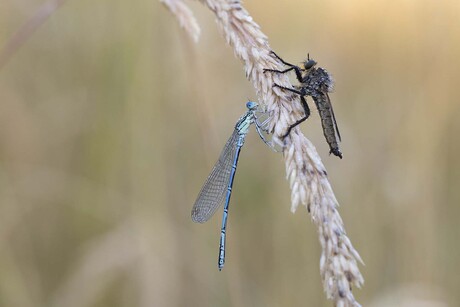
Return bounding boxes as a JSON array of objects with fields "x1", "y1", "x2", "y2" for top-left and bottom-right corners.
[{"x1": 313, "y1": 94, "x2": 342, "y2": 159}]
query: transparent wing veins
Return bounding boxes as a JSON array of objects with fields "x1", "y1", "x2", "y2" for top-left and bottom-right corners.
[{"x1": 191, "y1": 129, "x2": 240, "y2": 223}]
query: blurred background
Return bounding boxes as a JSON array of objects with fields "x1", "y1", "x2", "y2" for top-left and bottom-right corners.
[{"x1": 1, "y1": 0, "x2": 459, "y2": 306}]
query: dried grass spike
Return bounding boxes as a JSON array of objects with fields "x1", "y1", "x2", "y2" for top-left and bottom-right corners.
[
  {"x1": 161, "y1": 0, "x2": 200, "y2": 42},
  {"x1": 163, "y1": 0, "x2": 365, "y2": 305}
]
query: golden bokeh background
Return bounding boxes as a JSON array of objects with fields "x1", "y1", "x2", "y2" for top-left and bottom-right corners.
[{"x1": 1, "y1": 0, "x2": 459, "y2": 306}]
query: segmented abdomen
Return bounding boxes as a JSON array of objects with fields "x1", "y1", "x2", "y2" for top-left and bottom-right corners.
[{"x1": 313, "y1": 93, "x2": 342, "y2": 158}]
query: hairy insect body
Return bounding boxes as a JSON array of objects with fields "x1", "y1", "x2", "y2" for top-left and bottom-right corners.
[
  {"x1": 302, "y1": 67, "x2": 342, "y2": 158},
  {"x1": 302, "y1": 67, "x2": 334, "y2": 93},
  {"x1": 263, "y1": 51, "x2": 343, "y2": 158}
]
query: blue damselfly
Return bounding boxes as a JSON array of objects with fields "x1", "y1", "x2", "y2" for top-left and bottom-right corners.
[{"x1": 191, "y1": 101, "x2": 272, "y2": 270}]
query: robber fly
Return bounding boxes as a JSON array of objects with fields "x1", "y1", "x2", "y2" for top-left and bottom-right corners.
[{"x1": 263, "y1": 51, "x2": 342, "y2": 159}]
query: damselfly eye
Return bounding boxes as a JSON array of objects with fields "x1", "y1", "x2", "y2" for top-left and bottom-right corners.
[
  {"x1": 304, "y1": 59, "x2": 317, "y2": 69},
  {"x1": 246, "y1": 101, "x2": 258, "y2": 109}
]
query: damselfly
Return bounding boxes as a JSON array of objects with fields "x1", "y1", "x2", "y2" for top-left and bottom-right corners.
[{"x1": 191, "y1": 101, "x2": 272, "y2": 270}]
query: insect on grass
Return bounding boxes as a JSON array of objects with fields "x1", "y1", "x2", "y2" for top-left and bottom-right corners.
[{"x1": 264, "y1": 51, "x2": 343, "y2": 158}]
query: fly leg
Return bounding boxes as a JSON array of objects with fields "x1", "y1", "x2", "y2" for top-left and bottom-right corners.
[
  {"x1": 269, "y1": 51, "x2": 295, "y2": 67},
  {"x1": 265, "y1": 51, "x2": 303, "y2": 82},
  {"x1": 264, "y1": 66, "x2": 297, "y2": 75},
  {"x1": 282, "y1": 96, "x2": 310, "y2": 138},
  {"x1": 272, "y1": 84, "x2": 310, "y2": 138},
  {"x1": 272, "y1": 84, "x2": 304, "y2": 95}
]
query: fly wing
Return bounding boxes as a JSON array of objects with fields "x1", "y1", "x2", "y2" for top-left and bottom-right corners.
[
  {"x1": 326, "y1": 93, "x2": 342, "y2": 142},
  {"x1": 191, "y1": 129, "x2": 240, "y2": 223}
]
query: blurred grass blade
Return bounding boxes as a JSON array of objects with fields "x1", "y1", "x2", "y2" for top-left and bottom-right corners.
[{"x1": 0, "y1": 0, "x2": 67, "y2": 70}]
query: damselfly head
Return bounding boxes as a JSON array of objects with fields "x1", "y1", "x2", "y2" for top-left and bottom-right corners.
[{"x1": 246, "y1": 101, "x2": 258, "y2": 110}]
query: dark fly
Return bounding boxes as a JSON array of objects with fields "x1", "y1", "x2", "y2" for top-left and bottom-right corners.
[{"x1": 263, "y1": 51, "x2": 342, "y2": 159}]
